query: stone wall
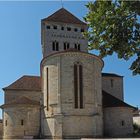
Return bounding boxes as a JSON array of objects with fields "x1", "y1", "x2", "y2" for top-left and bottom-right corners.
[
  {"x1": 41, "y1": 21, "x2": 88, "y2": 57},
  {"x1": 0, "y1": 120, "x2": 3, "y2": 138},
  {"x1": 41, "y1": 51, "x2": 103, "y2": 138},
  {"x1": 3, "y1": 105, "x2": 40, "y2": 139},
  {"x1": 4, "y1": 90, "x2": 41, "y2": 103},
  {"x1": 102, "y1": 76, "x2": 124, "y2": 100},
  {"x1": 103, "y1": 107, "x2": 133, "y2": 137}
]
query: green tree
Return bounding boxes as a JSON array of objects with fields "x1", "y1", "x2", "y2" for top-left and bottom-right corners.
[{"x1": 84, "y1": 0, "x2": 140, "y2": 75}]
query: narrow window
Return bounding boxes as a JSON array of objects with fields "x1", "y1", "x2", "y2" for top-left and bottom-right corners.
[
  {"x1": 78, "y1": 44, "x2": 80, "y2": 51},
  {"x1": 52, "y1": 41, "x2": 59, "y2": 51},
  {"x1": 21, "y1": 120, "x2": 24, "y2": 126},
  {"x1": 5, "y1": 120, "x2": 7, "y2": 126},
  {"x1": 121, "y1": 120, "x2": 125, "y2": 126},
  {"x1": 56, "y1": 42, "x2": 59, "y2": 51},
  {"x1": 67, "y1": 27, "x2": 71, "y2": 31},
  {"x1": 74, "y1": 64, "x2": 78, "y2": 108},
  {"x1": 47, "y1": 67, "x2": 49, "y2": 111},
  {"x1": 81, "y1": 29, "x2": 84, "y2": 32},
  {"x1": 74, "y1": 63, "x2": 83, "y2": 109},
  {"x1": 79, "y1": 65, "x2": 83, "y2": 108},
  {"x1": 46, "y1": 25, "x2": 50, "y2": 29},
  {"x1": 61, "y1": 27, "x2": 64, "y2": 30},
  {"x1": 74, "y1": 28, "x2": 78, "y2": 32},
  {"x1": 111, "y1": 79, "x2": 114, "y2": 88},
  {"x1": 52, "y1": 42, "x2": 55, "y2": 51},
  {"x1": 53, "y1": 26, "x2": 57, "y2": 29},
  {"x1": 64, "y1": 43, "x2": 69, "y2": 50}
]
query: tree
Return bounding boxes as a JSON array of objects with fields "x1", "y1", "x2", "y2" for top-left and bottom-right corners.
[{"x1": 84, "y1": 0, "x2": 140, "y2": 75}]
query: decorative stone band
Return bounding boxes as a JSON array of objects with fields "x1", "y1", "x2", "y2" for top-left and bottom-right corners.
[{"x1": 40, "y1": 50, "x2": 104, "y2": 69}]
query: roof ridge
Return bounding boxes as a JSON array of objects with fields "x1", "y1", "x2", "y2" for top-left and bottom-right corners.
[{"x1": 42, "y1": 8, "x2": 86, "y2": 25}]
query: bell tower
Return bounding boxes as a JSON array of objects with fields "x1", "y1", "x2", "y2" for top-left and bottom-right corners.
[{"x1": 41, "y1": 8, "x2": 88, "y2": 57}]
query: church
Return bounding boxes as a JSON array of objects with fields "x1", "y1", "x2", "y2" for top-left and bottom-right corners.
[{"x1": 0, "y1": 8, "x2": 136, "y2": 139}]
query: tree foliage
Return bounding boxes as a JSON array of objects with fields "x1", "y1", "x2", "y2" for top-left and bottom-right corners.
[{"x1": 84, "y1": 0, "x2": 140, "y2": 75}]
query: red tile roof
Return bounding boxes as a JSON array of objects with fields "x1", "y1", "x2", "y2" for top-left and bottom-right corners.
[
  {"x1": 102, "y1": 90, "x2": 136, "y2": 109},
  {"x1": 3, "y1": 75, "x2": 41, "y2": 91},
  {"x1": 0, "y1": 96, "x2": 40, "y2": 108},
  {"x1": 42, "y1": 8, "x2": 86, "y2": 25}
]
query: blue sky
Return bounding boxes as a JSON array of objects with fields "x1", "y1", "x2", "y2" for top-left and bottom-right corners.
[{"x1": 0, "y1": 1, "x2": 139, "y2": 118}]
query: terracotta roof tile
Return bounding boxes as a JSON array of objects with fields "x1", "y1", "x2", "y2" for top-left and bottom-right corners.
[
  {"x1": 42, "y1": 8, "x2": 86, "y2": 25},
  {"x1": 102, "y1": 90, "x2": 136, "y2": 109},
  {"x1": 3, "y1": 75, "x2": 41, "y2": 91}
]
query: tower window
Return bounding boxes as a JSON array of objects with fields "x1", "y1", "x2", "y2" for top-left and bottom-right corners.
[
  {"x1": 52, "y1": 41, "x2": 59, "y2": 51},
  {"x1": 61, "y1": 27, "x2": 64, "y2": 30},
  {"x1": 53, "y1": 26, "x2": 57, "y2": 29},
  {"x1": 64, "y1": 42, "x2": 70, "y2": 50},
  {"x1": 46, "y1": 25, "x2": 50, "y2": 29},
  {"x1": 81, "y1": 29, "x2": 84, "y2": 32},
  {"x1": 121, "y1": 120, "x2": 125, "y2": 126},
  {"x1": 67, "y1": 27, "x2": 71, "y2": 31},
  {"x1": 21, "y1": 120, "x2": 24, "y2": 126},
  {"x1": 74, "y1": 28, "x2": 78, "y2": 32},
  {"x1": 74, "y1": 44, "x2": 80, "y2": 51},
  {"x1": 5, "y1": 120, "x2": 7, "y2": 126},
  {"x1": 111, "y1": 79, "x2": 114, "y2": 88},
  {"x1": 74, "y1": 63, "x2": 83, "y2": 109}
]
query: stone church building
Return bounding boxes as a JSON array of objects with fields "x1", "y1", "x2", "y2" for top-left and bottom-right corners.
[{"x1": 1, "y1": 8, "x2": 136, "y2": 139}]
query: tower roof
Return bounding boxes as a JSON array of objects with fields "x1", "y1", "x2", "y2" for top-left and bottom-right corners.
[{"x1": 42, "y1": 8, "x2": 86, "y2": 25}]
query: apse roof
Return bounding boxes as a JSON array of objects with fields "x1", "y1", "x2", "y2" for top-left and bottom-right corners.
[
  {"x1": 102, "y1": 90, "x2": 136, "y2": 109},
  {"x1": 3, "y1": 75, "x2": 41, "y2": 91},
  {"x1": 42, "y1": 8, "x2": 86, "y2": 25}
]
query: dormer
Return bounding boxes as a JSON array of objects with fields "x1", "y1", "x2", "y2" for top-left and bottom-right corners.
[{"x1": 41, "y1": 8, "x2": 88, "y2": 57}]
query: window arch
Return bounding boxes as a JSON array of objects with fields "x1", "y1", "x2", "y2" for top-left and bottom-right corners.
[{"x1": 74, "y1": 62, "x2": 83, "y2": 109}]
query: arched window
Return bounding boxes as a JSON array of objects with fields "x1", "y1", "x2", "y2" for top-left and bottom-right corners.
[{"x1": 74, "y1": 62, "x2": 83, "y2": 109}]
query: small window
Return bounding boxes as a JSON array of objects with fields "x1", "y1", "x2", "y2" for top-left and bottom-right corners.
[
  {"x1": 121, "y1": 120, "x2": 125, "y2": 126},
  {"x1": 74, "y1": 28, "x2": 78, "y2": 32},
  {"x1": 46, "y1": 25, "x2": 50, "y2": 29},
  {"x1": 5, "y1": 120, "x2": 7, "y2": 126},
  {"x1": 111, "y1": 79, "x2": 114, "y2": 88},
  {"x1": 67, "y1": 27, "x2": 71, "y2": 31},
  {"x1": 81, "y1": 29, "x2": 84, "y2": 32},
  {"x1": 21, "y1": 120, "x2": 24, "y2": 126},
  {"x1": 53, "y1": 26, "x2": 57, "y2": 29},
  {"x1": 61, "y1": 27, "x2": 64, "y2": 30}
]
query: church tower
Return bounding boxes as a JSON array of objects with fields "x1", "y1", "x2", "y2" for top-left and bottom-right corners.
[{"x1": 41, "y1": 8, "x2": 104, "y2": 139}]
